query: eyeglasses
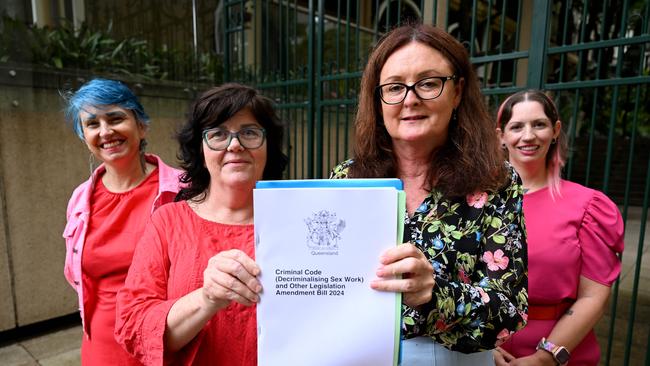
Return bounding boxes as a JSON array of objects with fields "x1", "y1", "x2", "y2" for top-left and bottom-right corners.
[
  {"x1": 376, "y1": 75, "x2": 458, "y2": 105},
  {"x1": 202, "y1": 126, "x2": 266, "y2": 151}
]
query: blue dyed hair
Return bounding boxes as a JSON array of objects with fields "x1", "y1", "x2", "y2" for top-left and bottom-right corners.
[{"x1": 63, "y1": 79, "x2": 150, "y2": 139}]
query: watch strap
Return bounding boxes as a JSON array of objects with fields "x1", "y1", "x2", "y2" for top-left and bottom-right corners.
[
  {"x1": 536, "y1": 337, "x2": 570, "y2": 365},
  {"x1": 537, "y1": 337, "x2": 555, "y2": 353}
]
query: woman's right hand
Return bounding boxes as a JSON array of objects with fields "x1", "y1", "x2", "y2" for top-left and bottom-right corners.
[
  {"x1": 201, "y1": 249, "x2": 262, "y2": 310},
  {"x1": 165, "y1": 249, "x2": 262, "y2": 352}
]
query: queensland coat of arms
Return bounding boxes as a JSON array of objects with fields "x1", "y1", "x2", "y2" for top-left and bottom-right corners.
[{"x1": 304, "y1": 210, "x2": 346, "y2": 250}]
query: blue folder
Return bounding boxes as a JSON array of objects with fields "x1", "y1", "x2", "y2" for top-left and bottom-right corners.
[{"x1": 256, "y1": 178, "x2": 403, "y2": 190}]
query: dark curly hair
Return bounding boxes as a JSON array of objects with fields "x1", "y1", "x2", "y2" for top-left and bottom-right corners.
[{"x1": 175, "y1": 83, "x2": 288, "y2": 202}]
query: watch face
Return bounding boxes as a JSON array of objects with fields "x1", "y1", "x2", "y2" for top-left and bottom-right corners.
[{"x1": 555, "y1": 348, "x2": 570, "y2": 363}]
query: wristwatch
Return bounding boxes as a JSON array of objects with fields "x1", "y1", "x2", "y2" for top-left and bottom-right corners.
[{"x1": 536, "y1": 337, "x2": 570, "y2": 365}]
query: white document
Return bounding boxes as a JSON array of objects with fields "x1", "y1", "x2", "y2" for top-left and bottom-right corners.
[{"x1": 254, "y1": 183, "x2": 403, "y2": 366}]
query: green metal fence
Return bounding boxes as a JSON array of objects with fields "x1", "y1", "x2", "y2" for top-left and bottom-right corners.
[
  {"x1": 221, "y1": 1, "x2": 650, "y2": 364},
  {"x1": 1, "y1": 0, "x2": 645, "y2": 363}
]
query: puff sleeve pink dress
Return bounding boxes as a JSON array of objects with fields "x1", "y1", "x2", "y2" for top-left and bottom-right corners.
[{"x1": 501, "y1": 180, "x2": 624, "y2": 365}]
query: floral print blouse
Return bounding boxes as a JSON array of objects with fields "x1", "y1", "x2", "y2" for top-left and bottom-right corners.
[{"x1": 330, "y1": 160, "x2": 528, "y2": 353}]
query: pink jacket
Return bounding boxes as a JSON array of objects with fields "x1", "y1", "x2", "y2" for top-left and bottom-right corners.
[{"x1": 62, "y1": 154, "x2": 183, "y2": 335}]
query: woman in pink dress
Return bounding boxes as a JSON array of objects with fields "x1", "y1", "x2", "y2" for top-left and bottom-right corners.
[
  {"x1": 493, "y1": 90, "x2": 624, "y2": 365},
  {"x1": 62, "y1": 78, "x2": 182, "y2": 365},
  {"x1": 115, "y1": 83, "x2": 288, "y2": 365}
]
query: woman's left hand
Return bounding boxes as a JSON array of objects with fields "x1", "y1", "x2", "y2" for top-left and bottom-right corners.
[
  {"x1": 493, "y1": 347, "x2": 515, "y2": 365},
  {"x1": 371, "y1": 242, "x2": 435, "y2": 308},
  {"x1": 506, "y1": 350, "x2": 558, "y2": 366}
]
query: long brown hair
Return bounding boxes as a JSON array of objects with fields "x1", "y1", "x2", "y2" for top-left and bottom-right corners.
[{"x1": 349, "y1": 23, "x2": 507, "y2": 196}]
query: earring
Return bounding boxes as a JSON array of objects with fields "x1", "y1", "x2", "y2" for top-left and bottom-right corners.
[
  {"x1": 139, "y1": 139, "x2": 148, "y2": 173},
  {"x1": 501, "y1": 143, "x2": 507, "y2": 150},
  {"x1": 88, "y1": 153, "x2": 97, "y2": 175},
  {"x1": 451, "y1": 135, "x2": 462, "y2": 152},
  {"x1": 551, "y1": 138, "x2": 557, "y2": 144},
  {"x1": 452, "y1": 108, "x2": 458, "y2": 123}
]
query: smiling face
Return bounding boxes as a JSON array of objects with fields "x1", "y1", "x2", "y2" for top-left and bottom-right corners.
[
  {"x1": 80, "y1": 104, "x2": 146, "y2": 166},
  {"x1": 378, "y1": 41, "x2": 463, "y2": 152},
  {"x1": 203, "y1": 107, "x2": 267, "y2": 190},
  {"x1": 499, "y1": 100, "x2": 561, "y2": 169}
]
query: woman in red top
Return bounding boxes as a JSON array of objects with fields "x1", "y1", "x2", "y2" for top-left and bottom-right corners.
[
  {"x1": 115, "y1": 83, "x2": 288, "y2": 365},
  {"x1": 493, "y1": 90, "x2": 624, "y2": 365},
  {"x1": 62, "y1": 78, "x2": 182, "y2": 365}
]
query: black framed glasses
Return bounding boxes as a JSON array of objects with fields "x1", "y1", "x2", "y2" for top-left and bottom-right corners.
[
  {"x1": 202, "y1": 127, "x2": 266, "y2": 151},
  {"x1": 376, "y1": 75, "x2": 458, "y2": 105}
]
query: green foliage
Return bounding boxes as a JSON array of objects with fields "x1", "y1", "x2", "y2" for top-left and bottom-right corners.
[{"x1": 0, "y1": 14, "x2": 223, "y2": 83}]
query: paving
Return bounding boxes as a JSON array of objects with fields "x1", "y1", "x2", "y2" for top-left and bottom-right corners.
[
  {"x1": 0, "y1": 208, "x2": 648, "y2": 365},
  {"x1": 0, "y1": 325, "x2": 81, "y2": 365}
]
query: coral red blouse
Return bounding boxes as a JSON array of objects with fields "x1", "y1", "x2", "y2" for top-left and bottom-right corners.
[
  {"x1": 81, "y1": 169, "x2": 159, "y2": 365},
  {"x1": 115, "y1": 201, "x2": 257, "y2": 366}
]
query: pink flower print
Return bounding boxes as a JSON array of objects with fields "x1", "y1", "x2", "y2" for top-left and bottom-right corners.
[
  {"x1": 495, "y1": 328, "x2": 512, "y2": 346},
  {"x1": 483, "y1": 249, "x2": 509, "y2": 271},
  {"x1": 477, "y1": 287, "x2": 490, "y2": 303},
  {"x1": 458, "y1": 269, "x2": 470, "y2": 284},
  {"x1": 434, "y1": 319, "x2": 449, "y2": 331},
  {"x1": 520, "y1": 311, "x2": 528, "y2": 323},
  {"x1": 466, "y1": 191, "x2": 488, "y2": 208}
]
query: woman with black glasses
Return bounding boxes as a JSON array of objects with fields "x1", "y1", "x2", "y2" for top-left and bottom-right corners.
[
  {"x1": 330, "y1": 23, "x2": 528, "y2": 365},
  {"x1": 115, "y1": 83, "x2": 287, "y2": 365}
]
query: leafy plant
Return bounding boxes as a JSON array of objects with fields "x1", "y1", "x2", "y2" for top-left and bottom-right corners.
[{"x1": 0, "y1": 14, "x2": 223, "y2": 84}]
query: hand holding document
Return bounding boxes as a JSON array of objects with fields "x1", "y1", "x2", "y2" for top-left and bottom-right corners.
[{"x1": 254, "y1": 179, "x2": 405, "y2": 366}]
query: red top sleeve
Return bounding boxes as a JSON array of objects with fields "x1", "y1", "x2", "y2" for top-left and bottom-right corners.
[{"x1": 114, "y1": 210, "x2": 178, "y2": 365}]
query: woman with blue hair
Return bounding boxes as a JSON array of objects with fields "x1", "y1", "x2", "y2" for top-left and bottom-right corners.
[{"x1": 62, "y1": 78, "x2": 182, "y2": 365}]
